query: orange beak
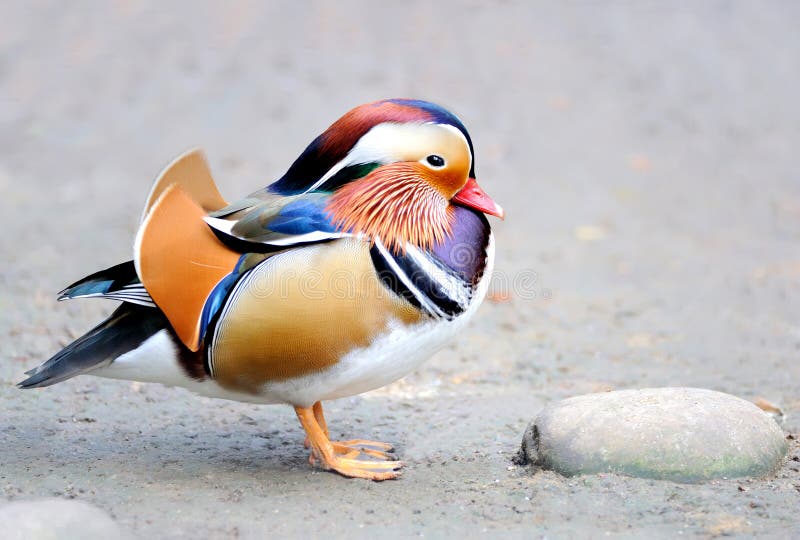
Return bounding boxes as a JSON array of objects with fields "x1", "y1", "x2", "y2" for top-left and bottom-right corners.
[{"x1": 452, "y1": 177, "x2": 505, "y2": 219}]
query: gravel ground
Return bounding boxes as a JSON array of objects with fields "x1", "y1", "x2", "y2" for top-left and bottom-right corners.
[{"x1": 2, "y1": 1, "x2": 799, "y2": 538}]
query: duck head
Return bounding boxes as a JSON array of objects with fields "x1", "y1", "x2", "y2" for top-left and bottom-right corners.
[{"x1": 269, "y1": 99, "x2": 503, "y2": 252}]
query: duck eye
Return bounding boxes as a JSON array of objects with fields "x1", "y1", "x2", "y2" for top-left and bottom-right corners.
[{"x1": 426, "y1": 154, "x2": 445, "y2": 168}]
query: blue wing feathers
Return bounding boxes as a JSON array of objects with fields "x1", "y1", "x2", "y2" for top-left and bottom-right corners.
[
  {"x1": 198, "y1": 270, "x2": 241, "y2": 342},
  {"x1": 267, "y1": 198, "x2": 339, "y2": 235},
  {"x1": 210, "y1": 193, "x2": 343, "y2": 248}
]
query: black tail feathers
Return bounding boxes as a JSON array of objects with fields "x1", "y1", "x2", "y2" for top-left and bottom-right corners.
[{"x1": 18, "y1": 304, "x2": 168, "y2": 389}]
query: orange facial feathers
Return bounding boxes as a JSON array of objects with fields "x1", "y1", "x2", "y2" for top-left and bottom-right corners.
[{"x1": 325, "y1": 163, "x2": 455, "y2": 253}]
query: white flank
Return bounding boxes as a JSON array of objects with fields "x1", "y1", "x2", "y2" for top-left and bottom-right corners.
[
  {"x1": 94, "y1": 330, "x2": 187, "y2": 386},
  {"x1": 93, "y1": 330, "x2": 282, "y2": 404}
]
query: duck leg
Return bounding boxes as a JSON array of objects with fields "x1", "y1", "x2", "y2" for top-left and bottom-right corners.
[
  {"x1": 305, "y1": 401, "x2": 394, "y2": 456},
  {"x1": 294, "y1": 405, "x2": 402, "y2": 481},
  {"x1": 303, "y1": 401, "x2": 328, "y2": 448}
]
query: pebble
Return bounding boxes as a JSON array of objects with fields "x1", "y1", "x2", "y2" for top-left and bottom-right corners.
[
  {"x1": 0, "y1": 498, "x2": 128, "y2": 540},
  {"x1": 519, "y1": 387, "x2": 788, "y2": 482}
]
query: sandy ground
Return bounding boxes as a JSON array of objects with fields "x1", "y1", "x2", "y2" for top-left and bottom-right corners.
[{"x1": 2, "y1": 1, "x2": 799, "y2": 538}]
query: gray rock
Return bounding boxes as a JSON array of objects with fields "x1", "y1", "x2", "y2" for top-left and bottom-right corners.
[
  {"x1": 520, "y1": 388, "x2": 788, "y2": 482},
  {"x1": 0, "y1": 499, "x2": 128, "y2": 540}
]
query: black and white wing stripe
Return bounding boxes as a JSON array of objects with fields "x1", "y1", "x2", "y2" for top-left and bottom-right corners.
[
  {"x1": 79, "y1": 283, "x2": 157, "y2": 307},
  {"x1": 370, "y1": 239, "x2": 474, "y2": 320},
  {"x1": 57, "y1": 261, "x2": 157, "y2": 308}
]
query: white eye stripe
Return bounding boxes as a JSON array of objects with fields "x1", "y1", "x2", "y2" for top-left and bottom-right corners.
[
  {"x1": 303, "y1": 121, "x2": 471, "y2": 193},
  {"x1": 303, "y1": 122, "x2": 402, "y2": 193}
]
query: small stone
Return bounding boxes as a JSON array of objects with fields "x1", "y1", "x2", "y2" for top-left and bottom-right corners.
[
  {"x1": 519, "y1": 388, "x2": 788, "y2": 482},
  {"x1": 0, "y1": 498, "x2": 128, "y2": 540}
]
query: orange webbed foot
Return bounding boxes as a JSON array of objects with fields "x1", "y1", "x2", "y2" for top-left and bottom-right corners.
[
  {"x1": 331, "y1": 440, "x2": 397, "y2": 461},
  {"x1": 295, "y1": 403, "x2": 402, "y2": 481}
]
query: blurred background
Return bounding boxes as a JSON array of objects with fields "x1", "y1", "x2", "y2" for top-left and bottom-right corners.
[{"x1": 1, "y1": 1, "x2": 799, "y2": 537}]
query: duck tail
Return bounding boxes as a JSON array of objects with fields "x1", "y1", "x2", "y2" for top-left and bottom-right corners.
[{"x1": 17, "y1": 304, "x2": 168, "y2": 389}]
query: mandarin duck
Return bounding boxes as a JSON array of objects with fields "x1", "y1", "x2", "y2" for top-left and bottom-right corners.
[{"x1": 19, "y1": 99, "x2": 503, "y2": 480}]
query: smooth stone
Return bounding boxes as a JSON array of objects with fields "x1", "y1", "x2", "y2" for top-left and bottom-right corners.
[
  {"x1": 520, "y1": 387, "x2": 788, "y2": 482},
  {"x1": 0, "y1": 499, "x2": 128, "y2": 540}
]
